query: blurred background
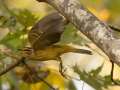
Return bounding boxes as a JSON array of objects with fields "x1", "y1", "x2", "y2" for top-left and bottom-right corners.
[{"x1": 0, "y1": 0, "x2": 120, "y2": 90}]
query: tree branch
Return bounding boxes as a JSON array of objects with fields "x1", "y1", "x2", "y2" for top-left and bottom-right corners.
[
  {"x1": 0, "y1": 57, "x2": 24, "y2": 76},
  {"x1": 37, "y1": 0, "x2": 120, "y2": 66},
  {"x1": 0, "y1": 48, "x2": 24, "y2": 76}
]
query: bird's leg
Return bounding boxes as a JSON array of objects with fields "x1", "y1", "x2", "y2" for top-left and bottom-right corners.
[
  {"x1": 57, "y1": 57, "x2": 67, "y2": 79},
  {"x1": 110, "y1": 60, "x2": 120, "y2": 85}
]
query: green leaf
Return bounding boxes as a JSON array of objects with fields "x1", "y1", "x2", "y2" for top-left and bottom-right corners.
[
  {"x1": 14, "y1": 10, "x2": 38, "y2": 27},
  {"x1": 72, "y1": 65, "x2": 117, "y2": 90},
  {"x1": 90, "y1": 64, "x2": 103, "y2": 77},
  {"x1": 60, "y1": 24, "x2": 88, "y2": 45},
  {"x1": 0, "y1": 30, "x2": 26, "y2": 51},
  {"x1": 68, "y1": 80, "x2": 77, "y2": 90}
]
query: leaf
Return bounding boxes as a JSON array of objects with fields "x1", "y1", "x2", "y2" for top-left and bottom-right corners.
[
  {"x1": 90, "y1": 64, "x2": 104, "y2": 77},
  {"x1": 14, "y1": 10, "x2": 38, "y2": 27},
  {"x1": 0, "y1": 30, "x2": 26, "y2": 50},
  {"x1": 72, "y1": 65, "x2": 117, "y2": 90},
  {"x1": 60, "y1": 24, "x2": 88, "y2": 45},
  {"x1": 68, "y1": 80, "x2": 77, "y2": 90},
  {"x1": 0, "y1": 14, "x2": 24, "y2": 32}
]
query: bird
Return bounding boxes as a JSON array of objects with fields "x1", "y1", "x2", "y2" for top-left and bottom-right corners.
[{"x1": 22, "y1": 12, "x2": 92, "y2": 77}]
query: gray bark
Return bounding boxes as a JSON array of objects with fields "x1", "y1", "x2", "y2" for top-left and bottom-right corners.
[{"x1": 37, "y1": 0, "x2": 120, "y2": 66}]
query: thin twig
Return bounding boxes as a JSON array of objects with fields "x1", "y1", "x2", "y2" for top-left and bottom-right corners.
[
  {"x1": 0, "y1": 48, "x2": 57, "y2": 89},
  {"x1": 22, "y1": 60, "x2": 57, "y2": 90},
  {"x1": 0, "y1": 49, "x2": 24, "y2": 76},
  {"x1": 0, "y1": 57, "x2": 25, "y2": 76},
  {"x1": 110, "y1": 60, "x2": 120, "y2": 85}
]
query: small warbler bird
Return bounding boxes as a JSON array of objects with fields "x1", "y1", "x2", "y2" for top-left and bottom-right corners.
[
  {"x1": 23, "y1": 12, "x2": 92, "y2": 60},
  {"x1": 22, "y1": 12, "x2": 92, "y2": 77}
]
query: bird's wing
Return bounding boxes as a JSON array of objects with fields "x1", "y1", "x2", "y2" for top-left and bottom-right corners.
[{"x1": 28, "y1": 12, "x2": 68, "y2": 51}]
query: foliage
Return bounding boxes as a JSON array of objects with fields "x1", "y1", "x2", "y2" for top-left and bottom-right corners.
[
  {"x1": 0, "y1": 10, "x2": 37, "y2": 51},
  {"x1": 68, "y1": 80, "x2": 77, "y2": 90},
  {"x1": 60, "y1": 23, "x2": 88, "y2": 45},
  {"x1": 0, "y1": 0, "x2": 120, "y2": 90},
  {"x1": 73, "y1": 65, "x2": 120, "y2": 90}
]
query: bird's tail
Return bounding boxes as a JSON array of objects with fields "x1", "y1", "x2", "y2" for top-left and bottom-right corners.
[{"x1": 73, "y1": 49, "x2": 92, "y2": 55}]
